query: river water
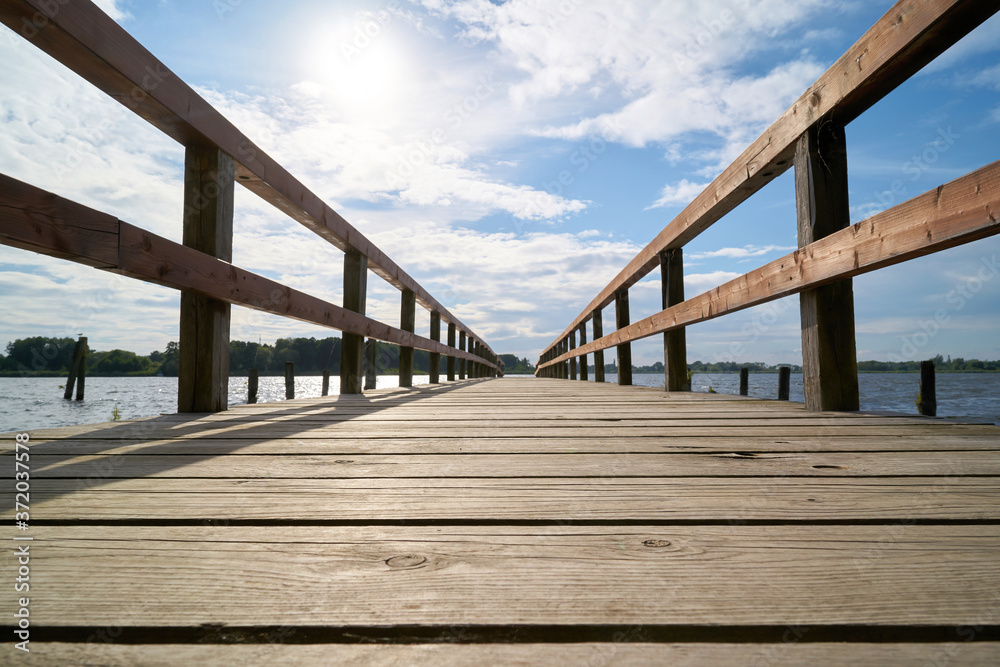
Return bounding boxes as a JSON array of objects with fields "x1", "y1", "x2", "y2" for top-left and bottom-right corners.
[{"x1": 1, "y1": 373, "x2": 997, "y2": 434}]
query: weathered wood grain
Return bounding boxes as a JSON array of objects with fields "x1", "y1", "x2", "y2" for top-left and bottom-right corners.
[
  {"x1": 24, "y1": 450, "x2": 1000, "y2": 479},
  {"x1": 21, "y1": 642, "x2": 1000, "y2": 667},
  {"x1": 8, "y1": 477, "x2": 1000, "y2": 521},
  {"x1": 3, "y1": 526, "x2": 1000, "y2": 627}
]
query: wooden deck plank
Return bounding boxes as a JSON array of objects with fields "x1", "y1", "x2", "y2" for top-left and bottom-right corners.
[
  {"x1": 3, "y1": 525, "x2": 1000, "y2": 627},
  {"x1": 16, "y1": 434, "x2": 1000, "y2": 455},
  {"x1": 26, "y1": 450, "x2": 1000, "y2": 478},
  {"x1": 10, "y1": 477, "x2": 1000, "y2": 521},
  {"x1": 24, "y1": 643, "x2": 1000, "y2": 667}
]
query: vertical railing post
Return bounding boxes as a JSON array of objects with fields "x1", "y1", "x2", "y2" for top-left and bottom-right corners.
[
  {"x1": 447, "y1": 323, "x2": 457, "y2": 381},
  {"x1": 740, "y1": 368, "x2": 749, "y2": 396},
  {"x1": 569, "y1": 331, "x2": 578, "y2": 380},
  {"x1": 459, "y1": 331, "x2": 467, "y2": 380},
  {"x1": 660, "y1": 248, "x2": 689, "y2": 392},
  {"x1": 795, "y1": 122, "x2": 859, "y2": 411},
  {"x1": 430, "y1": 311, "x2": 441, "y2": 384},
  {"x1": 178, "y1": 146, "x2": 234, "y2": 413},
  {"x1": 340, "y1": 249, "x2": 368, "y2": 395},
  {"x1": 579, "y1": 323, "x2": 588, "y2": 382},
  {"x1": 593, "y1": 309, "x2": 605, "y2": 383},
  {"x1": 322, "y1": 369, "x2": 330, "y2": 397},
  {"x1": 615, "y1": 289, "x2": 632, "y2": 386},
  {"x1": 399, "y1": 289, "x2": 416, "y2": 388},
  {"x1": 365, "y1": 339, "x2": 377, "y2": 391}
]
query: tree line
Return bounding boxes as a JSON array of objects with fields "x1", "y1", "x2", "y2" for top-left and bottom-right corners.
[
  {"x1": 1, "y1": 336, "x2": 494, "y2": 377},
  {"x1": 2, "y1": 337, "x2": 996, "y2": 377}
]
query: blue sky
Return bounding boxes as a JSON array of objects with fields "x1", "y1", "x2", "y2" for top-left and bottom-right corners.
[{"x1": 1, "y1": 0, "x2": 998, "y2": 366}]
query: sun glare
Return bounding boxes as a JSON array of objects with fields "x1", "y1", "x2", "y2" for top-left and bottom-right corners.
[{"x1": 303, "y1": 20, "x2": 407, "y2": 117}]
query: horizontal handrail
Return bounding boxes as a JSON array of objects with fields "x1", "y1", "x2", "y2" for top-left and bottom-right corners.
[
  {"x1": 0, "y1": 173, "x2": 499, "y2": 370},
  {"x1": 537, "y1": 160, "x2": 1000, "y2": 369},
  {"x1": 0, "y1": 0, "x2": 497, "y2": 359},
  {"x1": 539, "y1": 0, "x2": 998, "y2": 359}
]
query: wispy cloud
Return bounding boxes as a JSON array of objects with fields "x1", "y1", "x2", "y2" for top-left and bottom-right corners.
[
  {"x1": 646, "y1": 179, "x2": 709, "y2": 209},
  {"x1": 688, "y1": 245, "x2": 796, "y2": 260}
]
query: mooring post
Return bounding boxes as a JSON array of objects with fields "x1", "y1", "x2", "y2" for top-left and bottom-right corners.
[
  {"x1": 615, "y1": 289, "x2": 632, "y2": 386},
  {"x1": 593, "y1": 309, "x2": 605, "y2": 383},
  {"x1": 660, "y1": 248, "x2": 689, "y2": 392},
  {"x1": 795, "y1": 122, "x2": 859, "y2": 411},
  {"x1": 459, "y1": 331, "x2": 467, "y2": 380},
  {"x1": 178, "y1": 146, "x2": 234, "y2": 413},
  {"x1": 778, "y1": 366, "x2": 791, "y2": 401},
  {"x1": 918, "y1": 360, "x2": 937, "y2": 417},
  {"x1": 569, "y1": 331, "x2": 577, "y2": 380},
  {"x1": 248, "y1": 369, "x2": 258, "y2": 404},
  {"x1": 285, "y1": 362, "x2": 295, "y2": 400},
  {"x1": 579, "y1": 323, "x2": 589, "y2": 381},
  {"x1": 399, "y1": 289, "x2": 416, "y2": 388},
  {"x1": 365, "y1": 339, "x2": 377, "y2": 391},
  {"x1": 430, "y1": 311, "x2": 441, "y2": 384},
  {"x1": 740, "y1": 368, "x2": 749, "y2": 396},
  {"x1": 322, "y1": 369, "x2": 330, "y2": 397},
  {"x1": 64, "y1": 336, "x2": 88, "y2": 401},
  {"x1": 340, "y1": 249, "x2": 368, "y2": 395},
  {"x1": 447, "y1": 322, "x2": 457, "y2": 381}
]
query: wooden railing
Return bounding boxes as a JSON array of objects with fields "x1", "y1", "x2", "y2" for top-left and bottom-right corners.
[
  {"x1": 535, "y1": 0, "x2": 999, "y2": 411},
  {"x1": 0, "y1": 0, "x2": 502, "y2": 412}
]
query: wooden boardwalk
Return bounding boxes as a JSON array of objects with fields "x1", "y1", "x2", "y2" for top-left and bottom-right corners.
[{"x1": 5, "y1": 377, "x2": 1000, "y2": 664}]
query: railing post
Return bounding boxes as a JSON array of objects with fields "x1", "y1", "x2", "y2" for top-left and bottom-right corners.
[
  {"x1": 399, "y1": 289, "x2": 416, "y2": 387},
  {"x1": 365, "y1": 338, "x2": 377, "y2": 391},
  {"x1": 660, "y1": 248, "x2": 689, "y2": 392},
  {"x1": 178, "y1": 146, "x2": 234, "y2": 413},
  {"x1": 579, "y1": 323, "x2": 589, "y2": 381},
  {"x1": 322, "y1": 369, "x2": 330, "y2": 397},
  {"x1": 615, "y1": 289, "x2": 632, "y2": 386},
  {"x1": 430, "y1": 311, "x2": 441, "y2": 384},
  {"x1": 569, "y1": 331, "x2": 578, "y2": 380},
  {"x1": 795, "y1": 122, "x2": 859, "y2": 411},
  {"x1": 459, "y1": 331, "x2": 467, "y2": 379},
  {"x1": 447, "y1": 323, "x2": 457, "y2": 381},
  {"x1": 740, "y1": 368, "x2": 749, "y2": 396},
  {"x1": 340, "y1": 249, "x2": 368, "y2": 395},
  {"x1": 593, "y1": 309, "x2": 605, "y2": 383}
]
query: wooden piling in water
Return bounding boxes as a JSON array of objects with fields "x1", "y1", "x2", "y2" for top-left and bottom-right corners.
[
  {"x1": 247, "y1": 369, "x2": 258, "y2": 404},
  {"x1": 64, "y1": 336, "x2": 88, "y2": 401},
  {"x1": 284, "y1": 362, "x2": 295, "y2": 400},
  {"x1": 778, "y1": 367, "x2": 791, "y2": 401},
  {"x1": 919, "y1": 360, "x2": 937, "y2": 417},
  {"x1": 740, "y1": 368, "x2": 749, "y2": 396},
  {"x1": 322, "y1": 370, "x2": 330, "y2": 397},
  {"x1": 365, "y1": 339, "x2": 377, "y2": 391}
]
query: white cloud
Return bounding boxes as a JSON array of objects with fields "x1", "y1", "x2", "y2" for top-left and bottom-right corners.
[
  {"x1": 93, "y1": 0, "x2": 129, "y2": 22},
  {"x1": 647, "y1": 179, "x2": 710, "y2": 209},
  {"x1": 684, "y1": 271, "x2": 742, "y2": 293},
  {"x1": 688, "y1": 245, "x2": 796, "y2": 260}
]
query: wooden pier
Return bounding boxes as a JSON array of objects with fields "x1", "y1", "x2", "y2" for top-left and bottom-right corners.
[{"x1": 4, "y1": 378, "x2": 1000, "y2": 663}]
